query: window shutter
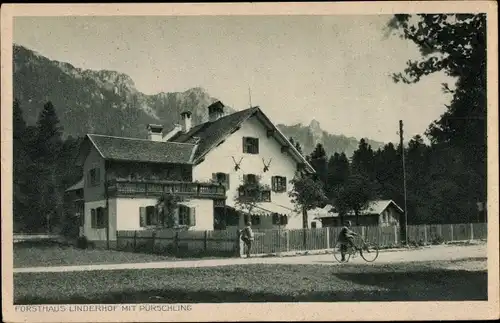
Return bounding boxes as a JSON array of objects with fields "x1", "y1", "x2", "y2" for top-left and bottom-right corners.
[
  {"x1": 139, "y1": 207, "x2": 146, "y2": 227},
  {"x1": 254, "y1": 139, "x2": 259, "y2": 154},
  {"x1": 242, "y1": 137, "x2": 247, "y2": 153},
  {"x1": 91, "y1": 209, "x2": 96, "y2": 228},
  {"x1": 189, "y1": 207, "x2": 196, "y2": 227},
  {"x1": 283, "y1": 177, "x2": 287, "y2": 191},
  {"x1": 272, "y1": 213, "x2": 279, "y2": 225},
  {"x1": 96, "y1": 168, "x2": 101, "y2": 184},
  {"x1": 243, "y1": 174, "x2": 248, "y2": 184},
  {"x1": 225, "y1": 174, "x2": 230, "y2": 189},
  {"x1": 281, "y1": 215, "x2": 288, "y2": 225},
  {"x1": 87, "y1": 172, "x2": 92, "y2": 187}
]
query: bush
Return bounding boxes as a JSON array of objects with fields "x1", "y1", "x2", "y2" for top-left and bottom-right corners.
[
  {"x1": 431, "y1": 235, "x2": 444, "y2": 245},
  {"x1": 76, "y1": 236, "x2": 89, "y2": 249}
]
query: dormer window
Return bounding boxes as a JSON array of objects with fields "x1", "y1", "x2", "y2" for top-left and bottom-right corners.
[{"x1": 243, "y1": 137, "x2": 259, "y2": 154}]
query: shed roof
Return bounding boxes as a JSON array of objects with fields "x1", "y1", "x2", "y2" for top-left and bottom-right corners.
[{"x1": 65, "y1": 178, "x2": 84, "y2": 192}]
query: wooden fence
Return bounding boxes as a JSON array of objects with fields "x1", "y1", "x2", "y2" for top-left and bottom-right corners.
[{"x1": 115, "y1": 222, "x2": 487, "y2": 257}]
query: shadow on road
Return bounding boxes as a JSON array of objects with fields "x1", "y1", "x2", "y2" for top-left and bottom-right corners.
[{"x1": 15, "y1": 269, "x2": 487, "y2": 304}]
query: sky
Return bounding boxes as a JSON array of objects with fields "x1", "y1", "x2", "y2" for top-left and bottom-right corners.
[{"x1": 13, "y1": 15, "x2": 455, "y2": 143}]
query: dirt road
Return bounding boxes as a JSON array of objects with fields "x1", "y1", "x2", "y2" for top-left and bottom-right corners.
[{"x1": 14, "y1": 243, "x2": 486, "y2": 273}]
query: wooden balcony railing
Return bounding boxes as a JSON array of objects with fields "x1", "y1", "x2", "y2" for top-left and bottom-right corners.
[{"x1": 106, "y1": 179, "x2": 226, "y2": 199}]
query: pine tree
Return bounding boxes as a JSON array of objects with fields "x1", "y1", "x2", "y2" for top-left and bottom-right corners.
[
  {"x1": 326, "y1": 152, "x2": 350, "y2": 200},
  {"x1": 309, "y1": 143, "x2": 328, "y2": 186},
  {"x1": 13, "y1": 99, "x2": 30, "y2": 232},
  {"x1": 34, "y1": 101, "x2": 64, "y2": 232}
]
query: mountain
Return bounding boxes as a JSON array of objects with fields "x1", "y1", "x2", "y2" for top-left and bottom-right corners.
[
  {"x1": 13, "y1": 44, "x2": 230, "y2": 140},
  {"x1": 277, "y1": 120, "x2": 384, "y2": 157},
  {"x1": 13, "y1": 44, "x2": 384, "y2": 157}
]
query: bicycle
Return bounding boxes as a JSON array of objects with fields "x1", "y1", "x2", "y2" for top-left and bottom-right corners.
[{"x1": 332, "y1": 235, "x2": 379, "y2": 263}]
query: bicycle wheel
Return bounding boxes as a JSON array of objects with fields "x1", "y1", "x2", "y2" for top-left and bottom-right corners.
[
  {"x1": 333, "y1": 241, "x2": 351, "y2": 263},
  {"x1": 360, "y1": 242, "x2": 379, "y2": 262}
]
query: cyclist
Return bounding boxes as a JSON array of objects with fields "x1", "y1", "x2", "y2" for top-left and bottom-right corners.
[{"x1": 338, "y1": 220, "x2": 359, "y2": 261}]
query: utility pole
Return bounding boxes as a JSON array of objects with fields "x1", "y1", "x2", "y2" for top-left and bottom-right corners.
[
  {"x1": 399, "y1": 120, "x2": 408, "y2": 245},
  {"x1": 248, "y1": 87, "x2": 252, "y2": 108}
]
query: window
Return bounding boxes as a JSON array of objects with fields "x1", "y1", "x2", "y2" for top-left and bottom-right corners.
[
  {"x1": 261, "y1": 190, "x2": 271, "y2": 202},
  {"x1": 87, "y1": 168, "x2": 101, "y2": 187},
  {"x1": 147, "y1": 206, "x2": 158, "y2": 226},
  {"x1": 244, "y1": 174, "x2": 258, "y2": 185},
  {"x1": 251, "y1": 215, "x2": 260, "y2": 225},
  {"x1": 91, "y1": 207, "x2": 107, "y2": 229},
  {"x1": 272, "y1": 176, "x2": 287, "y2": 192},
  {"x1": 179, "y1": 205, "x2": 196, "y2": 226},
  {"x1": 311, "y1": 222, "x2": 317, "y2": 229},
  {"x1": 213, "y1": 172, "x2": 230, "y2": 189},
  {"x1": 140, "y1": 206, "x2": 159, "y2": 227},
  {"x1": 179, "y1": 205, "x2": 189, "y2": 225},
  {"x1": 243, "y1": 137, "x2": 259, "y2": 154},
  {"x1": 272, "y1": 213, "x2": 288, "y2": 225}
]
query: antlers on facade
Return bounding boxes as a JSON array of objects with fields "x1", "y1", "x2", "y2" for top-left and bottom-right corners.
[
  {"x1": 232, "y1": 156, "x2": 243, "y2": 171},
  {"x1": 262, "y1": 158, "x2": 272, "y2": 172}
]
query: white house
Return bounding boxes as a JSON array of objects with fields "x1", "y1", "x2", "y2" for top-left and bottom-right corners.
[
  {"x1": 315, "y1": 200, "x2": 403, "y2": 227},
  {"x1": 68, "y1": 101, "x2": 315, "y2": 247},
  {"x1": 167, "y1": 101, "x2": 315, "y2": 230}
]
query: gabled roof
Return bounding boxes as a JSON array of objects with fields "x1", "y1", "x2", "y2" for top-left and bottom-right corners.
[
  {"x1": 81, "y1": 134, "x2": 197, "y2": 165},
  {"x1": 315, "y1": 200, "x2": 403, "y2": 219},
  {"x1": 168, "y1": 106, "x2": 315, "y2": 173},
  {"x1": 364, "y1": 200, "x2": 403, "y2": 215}
]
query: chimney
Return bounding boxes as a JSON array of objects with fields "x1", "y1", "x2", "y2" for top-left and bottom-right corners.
[
  {"x1": 207, "y1": 101, "x2": 225, "y2": 122},
  {"x1": 147, "y1": 124, "x2": 163, "y2": 142},
  {"x1": 180, "y1": 111, "x2": 192, "y2": 133}
]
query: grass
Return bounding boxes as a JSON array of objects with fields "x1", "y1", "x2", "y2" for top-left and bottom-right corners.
[
  {"x1": 13, "y1": 241, "x2": 181, "y2": 268},
  {"x1": 14, "y1": 259, "x2": 487, "y2": 304}
]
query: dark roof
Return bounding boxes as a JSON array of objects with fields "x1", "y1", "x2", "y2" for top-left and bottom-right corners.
[
  {"x1": 169, "y1": 107, "x2": 259, "y2": 161},
  {"x1": 167, "y1": 107, "x2": 315, "y2": 172},
  {"x1": 87, "y1": 134, "x2": 197, "y2": 164}
]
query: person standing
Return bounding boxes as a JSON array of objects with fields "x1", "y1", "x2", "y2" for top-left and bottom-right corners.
[{"x1": 240, "y1": 221, "x2": 254, "y2": 258}]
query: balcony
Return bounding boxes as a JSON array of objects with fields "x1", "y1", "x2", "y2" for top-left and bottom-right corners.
[{"x1": 107, "y1": 179, "x2": 226, "y2": 199}]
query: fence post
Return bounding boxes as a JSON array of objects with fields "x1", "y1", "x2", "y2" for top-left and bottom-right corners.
[
  {"x1": 151, "y1": 231, "x2": 156, "y2": 253},
  {"x1": 450, "y1": 224, "x2": 454, "y2": 241},
  {"x1": 326, "y1": 227, "x2": 330, "y2": 249},
  {"x1": 204, "y1": 230, "x2": 208, "y2": 252},
  {"x1": 424, "y1": 225, "x2": 428, "y2": 244},
  {"x1": 394, "y1": 225, "x2": 398, "y2": 245},
  {"x1": 286, "y1": 230, "x2": 290, "y2": 252},
  {"x1": 470, "y1": 223, "x2": 474, "y2": 240},
  {"x1": 174, "y1": 231, "x2": 179, "y2": 255},
  {"x1": 133, "y1": 231, "x2": 137, "y2": 251},
  {"x1": 303, "y1": 228, "x2": 307, "y2": 250},
  {"x1": 236, "y1": 229, "x2": 242, "y2": 257}
]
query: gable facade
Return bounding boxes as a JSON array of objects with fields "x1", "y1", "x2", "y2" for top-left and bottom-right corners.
[{"x1": 192, "y1": 113, "x2": 305, "y2": 229}]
